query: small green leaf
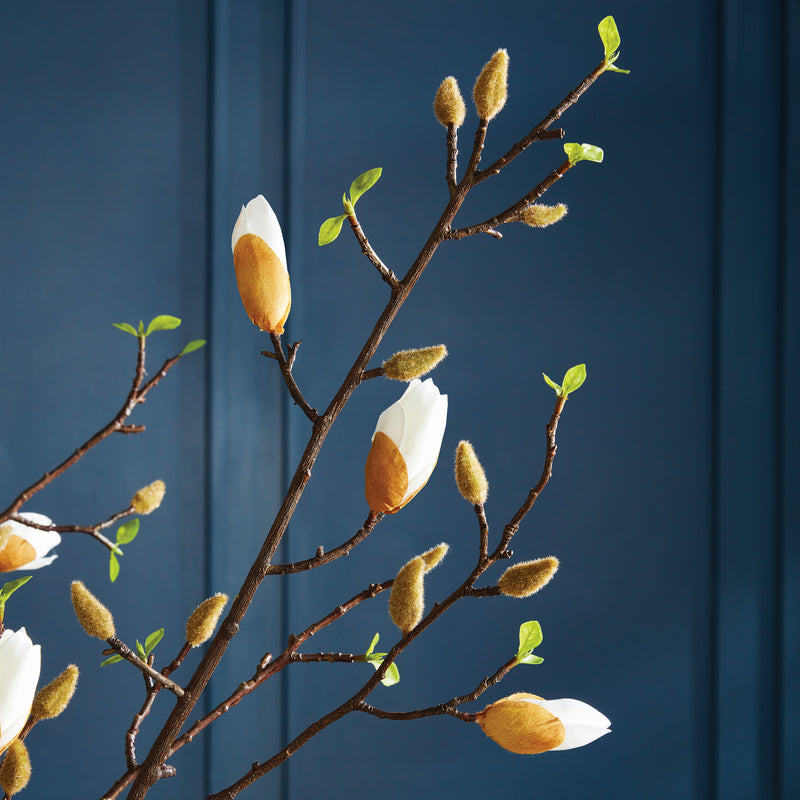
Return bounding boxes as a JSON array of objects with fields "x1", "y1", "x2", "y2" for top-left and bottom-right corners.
[
  {"x1": 136, "y1": 640, "x2": 146, "y2": 660},
  {"x1": 180, "y1": 339, "x2": 207, "y2": 357},
  {"x1": 561, "y1": 364, "x2": 587, "y2": 396},
  {"x1": 100, "y1": 654, "x2": 123, "y2": 667},
  {"x1": 518, "y1": 654, "x2": 545, "y2": 665},
  {"x1": 564, "y1": 143, "x2": 604, "y2": 165},
  {"x1": 349, "y1": 168, "x2": 382, "y2": 207},
  {"x1": 542, "y1": 373, "x2": 562, "y2": 395},
  {"x1": 380, "y1": 662, "x2": 400, "y2": 687},
  {"x1": 146, "y1": 315, "x2": 182, "y2": 336},
  {"x1": 109, "y1": 551, "x2": 120, "y2": 583},
  {"x1": 116, "y1": 519, "x2": 140, "y2": 545},
  {"x1": 111, "y1": 544, "x2": 124, "y2": 557},
  {"x1": 138, "y1": 321, "x2": 146, "y2": 336},
  {"x1": 144, "y1": 628, "x2": 164, "y2": 656},
  {"x1": 112, "y1": 322, "x2": 139, "y2": 337},
  {"x1": 605, "y1": 63, "x2": 630, "y2": 75},
  {"x1": 598, "y1": 16, "x2": 621, "y2": 60},
  {"x1": 366, "y1": 632, "x2": 380, "y2": 657},
  {"x1": 342, "y1": 194, "x2": 354, "y2": 216},
  {"x1": 0, "y1": 575, "x2": 33, "y2": 602},
  {"x1": 319, "y1": 214, "x2": 346, "y2": 246},
  {"x1": 517, "y1": 620, "x2": 543, "y2": 656}
]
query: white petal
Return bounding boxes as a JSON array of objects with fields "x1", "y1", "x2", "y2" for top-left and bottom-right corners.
[
  {"x1": 373, "y1": 402, "x2": 406, "y2": 448},
  {"x1": 11, "y1": 516, "x2": 60, "y2": 560},
  {"x1": 397, "y1": 382, "x2": 447, "y2": 497},
  {"x1": 23, "y1": 553, "x2": 59, "y2": 569},
  {"x1": 0, "y1": 629, "x2": 40, "y2": 750},
  {"x1": 244, "y1": 195, "x2": 287, "y2": 269},
  {"x1": 18, "y1": 512, "x2": 52, "y2": 527},
  {"x1": 526, "y1": 698, "x2": 611, "y2": 751},
  {"x1": 231, "y1": 204, "x2": 248, "y2": 252}
]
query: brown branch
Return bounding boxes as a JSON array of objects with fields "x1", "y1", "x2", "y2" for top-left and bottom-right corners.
[
  {"x1": 361, "y1": 366, "x2": 385, "y2": 381},
  {"x1": 266, "y1": 512, "x2": 382, "y2": 575},
  {"x1": 446, "y1": 160, "x2": 573, "y2": 240},
  {"x1": 445, "y1": 122, "x2": 458, "y2": 193},
  {"x1": 266, "y1": 335, "x2": 319, "y2": 422},
  {"x1": 347, "y1": 212, "x2": 399, "y2": 290},
  {"x1": 475, "y1": 503, "x2": 489, "y2": 562},
  {"x1": 105, "y1": 637, "x2": 185, "y2": 697},
  {"x1": 472, "y1": 58, "x2": 607, "y2": 185}
]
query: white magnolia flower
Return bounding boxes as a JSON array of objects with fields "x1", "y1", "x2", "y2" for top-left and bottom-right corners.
[
  {"x1": 0, "y1": 513, "x2": 60, "y2": 572},
  {"x1": 365, "y1": 378, "x2": 448, "y2": 514},
  {"x1": 477, "y1": 692, "x2": 611, "y2": 754},
  {"x1": 0, "y1": 628, "x2": 41, "y2": 754},
  {"x1": 231, "y1": 195, "x2": 291, "y2": 334}
]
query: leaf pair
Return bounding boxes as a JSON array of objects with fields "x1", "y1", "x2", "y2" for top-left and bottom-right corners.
[
  {"x1": 318, "y1": 168, "x2": 382, "y2": 246},
  {"x1": 598, "y1": 16, "x2": 630, "y2": 74},
  {"x1": 101, "y1": 628, "x2": 163, "y2": 667},
  {"x1": 515, "y1": 620, "x2": 545, "y2": 665},
  {"x1": 364, "y1": 632, "x2": 400, "y2": 687},
  {"x1": 112, "y1": 314, "x2": 206, "y2": 357},
  {"x1": 543, "y1": 363, "x2": 587, "y2": 398},
  {"x1": 109, "y1": 519, "x2": 139, "y2": 583}
]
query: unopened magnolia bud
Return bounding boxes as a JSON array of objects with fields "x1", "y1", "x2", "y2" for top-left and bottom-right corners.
[
  {"x1": 186, "y1": 593, "x2": 229, "y2": 647},
  {"x1": 71, "y1": 581, "x2": 115, "y2": 639},
  {"x1": 131, "y1": 480, "x2": 166, "y2": 515},
  {"x1": 519, "y1": 203, "x2": 568, "y2": 228},
  {"x1": 498, "y1": 557, "x2": 559, "y2": 598},
  {"x1": 477, "y1": 693, "x2": 564, "y2": 753},
  {"x1": 382, "y1": 345, "x2": 448, "y2": 381},
  {"x1": 473, "y1": 49, "x2": 508, "y2": 121},
  {"x1": 434, "y1": 77, "x2": 466, "y2": 127},
  {"x1": 454, "y1": 441, "x2": 488, "y2": 505},
  {"x1": 420, "y1": 543, "x2": 449, "y2": 572},
  {"x1": 388, "y1": 556, "x2": 425, "y2": 634},
  {"x1": 0, "y1": 739, "x2": 31, "y2": 794},
  {"x1": 31, "y1": 664, "x2": 79, "y2": 720}
]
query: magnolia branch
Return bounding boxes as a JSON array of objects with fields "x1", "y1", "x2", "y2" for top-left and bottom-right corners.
[
  {"x1": 265, "y1": 335, "x2": 319, "y2": 422},
  {"x1": 104, "y1": 637, "x2": 185, "y2": 697},
  {"x1": 446, "y1": 123, "x2": 458, "y2": 192},
  {"x1": 347, "y1": 211, "x2": 399, "y2": 290}
]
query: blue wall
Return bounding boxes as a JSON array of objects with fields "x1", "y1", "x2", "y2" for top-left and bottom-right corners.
[{"x1": 0, "y1": 1, "x2": 796, "y2": 798}]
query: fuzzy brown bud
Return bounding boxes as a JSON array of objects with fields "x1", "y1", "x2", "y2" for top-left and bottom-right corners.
[
  {"x1": 519, "y1": 203, "x2": 568, "y2": 228},
  {"x1": 71, "y1": 581, "x2": 115, "y2": 639},
  {"x1": 382, "y1": 345, "x2": 448, "y2": 381},
  {"x1": 31, "y1": 664, "x2": 79, "y2": 720},
  {"x1": 454, "y1": 441, "x2": 489, "y2": 505},
  {"x1": 0, "y1": 739, "x2": 31, "y2": 794},
  {"x1": 497, "y1": 557, "x2": 559, "y2": 598},
  {"x1": 419, "y1": 543, "x2": 449, "y2": 572},
  {"x1": 186, "y1": 593, "x2": 229, "y2": 647},
  {"x1": 434, "y1": 77, "x2": 467, "y2": 127},
  {"x1": 473, "y1": 49, "x2": 508, "y2": 121},
  {"x1": 131, "y1": 480, "x2": 166, "y2": 515},
  {"x1": 388, "y1": 556, "x2": 425, "y2": 634}
]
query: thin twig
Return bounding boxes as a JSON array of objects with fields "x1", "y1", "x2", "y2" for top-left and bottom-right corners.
[
  {"x1": 105, "y1": 637, "x2": 185, "y2": 697},
  {"x1": 445, "y1": 123, "x2": 458, "y2": 193},
  {"x1": 267, "y1": 335, "x2": 319, "y2": 422},
  {"x1": 347, "y1": 212, "x2": 399, "y2": 290},
  {"x1": 361, "y1": 366, "x2": 384, "y2": 382},
  {"x1": 266, "y1": 512, "x2": 383, "y2": 575},
  {"x1": 475, "y1": 504, "x2": 489, "y2": 563}
]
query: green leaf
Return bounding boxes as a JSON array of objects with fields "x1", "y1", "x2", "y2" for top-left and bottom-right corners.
[
  {"x1": 146, "y1": 315, "x2": 182, "y2": 336},
  {"x1": 366, "y1": 632, "x2": 380, "y2": 657},
  {"x1": 136, "y1": 640, "x2": 146, "y2": 660},
  {"x1": 518, "y1": 654, "x2": 545, "y2": 665},
  {"x1": 380, "y1": 662, "x2": 400, "y2": 687},
  {"x1": 564, "y1": 143, "x2": 604, "y2": 165},
  {"x1": 605, "y1": 63, "x2": 630, "y2": 75},
  {"x1": 561, "y1": 363, "x2": 587, "y2": 396},
  {"x1": 116, "y1": 519, "x2": 140, "y2": 545},
  {"x1": 112, "y1": 322, "x2": 139, "y2": 337},
  {"x1": 180, "y1": 339, "x2": 207, "y2": 356},
  {"x1": 100, "y1": 654, "x2": 124, "y2": 667},
  {"x1": 138, "y1": 321, "x2": 146, "y2": 336},
  {"x1": 542, "y1": 373, "x2": 562, "y2": 395},
  {"x1": 517, "y1": 620, "x2": 543, "y2": 656},
  {"x1": 319, "y1": 214, "x2": 346, "y2": 246},
  {"x1": 349, "y1": 168, "x2": 382, "y2": 207},
  {"x1": 109, "y1": 551, "x2": 120, "y2": 583},
  {"x1": 144, "y1": 628, "x2": 164, "y2": 656},
  {"x1": 0, "y1": 575, "x2": 33, "y2": 602},
  {"x1": 598, "y1": 15, "x2": 621, "y2": 60},
  {"x1": 342, "y1": 193, "x2": 354, "y2": 216}
]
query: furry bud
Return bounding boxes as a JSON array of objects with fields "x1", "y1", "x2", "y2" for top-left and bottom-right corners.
[
  {"x1": 71, "y1": 581, "x2": 115, "y2": 640},
  {"x1": 497, "y1": 557, "x2": 559, "y2": 598},
  {"x1": 0, "y1": 739, "x2": 31, "y2": 795},
  {"x1": 519, "y1": 203, "x2": 568, "y2": 228},
  {"x1": 186, "y1": 593, "x2": 228, "y2": 647},
  {"x1": 388, "y1": 556, "x2": 425, "y2": 634},
  {"x1": 382, "y1": 345, "x2": 447, "y2": 381},
  {"x1": 31, "y1": 664, "x2": 79, "y2": 720},
  {"x1": 454, "y1": 441, "x2": 489, "y2": 505},
  {"x1": 473, "y1": 49, "x2": 508, "y2": 121},
  {"x1": 131, "y1": 480, "x2": 166, "y2": 515},
  {"x1": 420, "y1": 543, "x2": 449, "y2": 572},
  {"x1": 434, "y1": 77, "x2": 467, "y2": 127}
]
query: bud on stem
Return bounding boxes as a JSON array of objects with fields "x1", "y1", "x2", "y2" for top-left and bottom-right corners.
[
  {"x1": 71, "y1": 581, "x2": 115, "y2": 640},
  {"x1": 473, "y1": 49, "x2": 509, "y2": 121},
  {"x1": 31, "y1": 664, "x2": 79, "y2": 720}
]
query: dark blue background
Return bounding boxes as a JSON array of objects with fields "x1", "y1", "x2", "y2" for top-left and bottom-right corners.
[{"x1": 0, "y1": 1, "x2": 796, "y2": 798}]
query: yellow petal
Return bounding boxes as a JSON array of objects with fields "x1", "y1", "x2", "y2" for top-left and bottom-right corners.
[{"x1": 233, "y1": 233, "x2": 291, "y2": 334}]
